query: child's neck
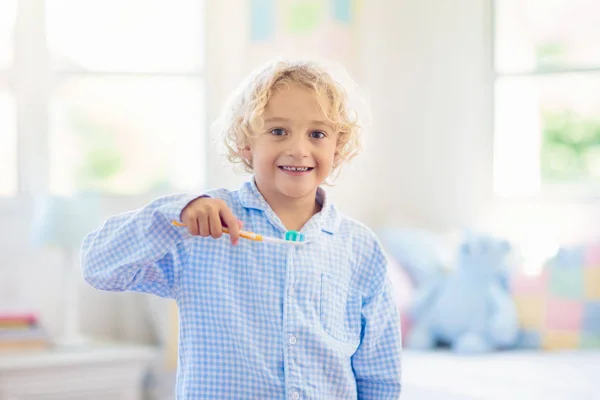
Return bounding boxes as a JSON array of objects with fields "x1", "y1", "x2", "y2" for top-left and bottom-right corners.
[
  {"x1": 259, "y1": 188, "x2": 322, "y2": 231},
  {"x1": 273, "y1": 199, "x2": 322, "y2": 232}
]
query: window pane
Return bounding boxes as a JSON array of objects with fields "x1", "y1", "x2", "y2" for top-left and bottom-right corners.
[
  {"x1": 46, "y1": 0, "x2": 204, "y2": 72},
  {"x1": 495, "y1": 0, "x2": 600, "y2": 73},
  {"x1": 494, "y1": 74, "x2": 600, "y2": 195},
  {"x1": 0, "y1": 88, "x2": 18, "y2": 196},
  {"x1": 49, "y1": 77, "x2": 205, "y2": 195},
  {"x1": 0, "y1": 0, "x2": 18, "y2": 68}
]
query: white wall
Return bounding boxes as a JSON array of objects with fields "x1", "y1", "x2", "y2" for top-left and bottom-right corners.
[{"x1": 359, "y1": 0, "x2": 494, "y2": 232}]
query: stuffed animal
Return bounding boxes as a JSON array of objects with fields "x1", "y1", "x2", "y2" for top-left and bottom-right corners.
[{"x1": 406, "y1": 234, "x2": 519, "y2": 353}]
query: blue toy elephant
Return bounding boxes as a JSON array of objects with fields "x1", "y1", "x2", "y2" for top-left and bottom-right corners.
[{"x1": 406, "y1": 235, "x2": 519, "y2": 354}]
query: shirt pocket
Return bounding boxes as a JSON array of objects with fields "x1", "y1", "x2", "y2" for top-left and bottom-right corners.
[{"x1": 320, "y1": 273, "x2": 362, "y2": 342}]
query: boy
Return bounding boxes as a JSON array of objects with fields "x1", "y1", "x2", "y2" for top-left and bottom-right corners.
[{"x1": 82, "y1": 59, "x2": 402, "y2": 399}]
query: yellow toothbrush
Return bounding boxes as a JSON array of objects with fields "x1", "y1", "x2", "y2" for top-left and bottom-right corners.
[{"x1": 171, "y1": 220, "x2": 305, "y2": 245}]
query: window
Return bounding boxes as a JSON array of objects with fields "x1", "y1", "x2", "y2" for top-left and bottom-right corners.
[
  {"x1": 493, "y1": 0, "x2": 600, "y2": 197},
  {"x1": 1, "y1": 0, "x2": 205, "y2": 197}
]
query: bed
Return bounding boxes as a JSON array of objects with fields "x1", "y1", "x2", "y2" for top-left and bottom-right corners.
[{"x1": 401, "y1": 349, "x2": 600, "y2": 399}]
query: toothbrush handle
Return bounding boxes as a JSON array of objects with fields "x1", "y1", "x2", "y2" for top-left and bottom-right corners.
[
  {"x1": 222, "y1": 227, "x2": 263, "y2": 242},
  {"x1": 171, "y1": 221, "x2": 262, "y2": 242},
  {"x1": 171, "y1": 220, "x2": 300, "y2": 245}
]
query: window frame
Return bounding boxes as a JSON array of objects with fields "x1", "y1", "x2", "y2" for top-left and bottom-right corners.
[{"x1": 491, "y1": 0, "x2": 600, "y2": 202}]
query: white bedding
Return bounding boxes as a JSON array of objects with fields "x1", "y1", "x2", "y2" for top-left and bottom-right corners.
[{"x1": 401, "y1": 350, "x2": 600, "y2": 399}]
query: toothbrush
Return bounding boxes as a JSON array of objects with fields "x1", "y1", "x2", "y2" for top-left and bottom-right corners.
[{"x1": 171, "y1": 220, "x2": 305, "y2": 246}]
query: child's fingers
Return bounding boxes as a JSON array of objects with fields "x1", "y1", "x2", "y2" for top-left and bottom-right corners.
[
  {"x1": 182, "y1": 215, "x2": 199, "y2": 236},
  {"x1": 220, "y1": 207, "x2": 240, "y2": 245},
  {"x1": 198, "y1": 215, "x2": 210, "y2": 237},
  {"x1": 208, "y1": 210, "x2": 223, "y2": 239}
]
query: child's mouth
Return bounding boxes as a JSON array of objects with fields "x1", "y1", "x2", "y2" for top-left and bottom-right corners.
[{"x1": 278, "y1": 165, "x2": 314, "y2": 175}]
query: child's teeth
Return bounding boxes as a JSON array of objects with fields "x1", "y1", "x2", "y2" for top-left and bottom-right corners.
[{"x1": 283, "y1": 166, "x2": 308, "y2": 172}]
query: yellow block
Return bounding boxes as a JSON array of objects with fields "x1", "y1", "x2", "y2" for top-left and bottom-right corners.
[
  {"x1": 352, "y1": 0, "x2": 363, "y2": 16},
  {"x1": 584, "y1": 269, "x2": 600, "y2": 299},
  {"x1": 514, "y1": 296, "x2": 545, "y2": 330},
  {"x1": 542, "y1": 331, "x2": 580, "y2": 350},
  {"x1": 165, "y1": 300, "x2": 179, "y2": 370}
]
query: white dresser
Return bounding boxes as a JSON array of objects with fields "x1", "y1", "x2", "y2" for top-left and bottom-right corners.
[{"x1": 0, "y1": 343, "x2": 158, "y2": 400}]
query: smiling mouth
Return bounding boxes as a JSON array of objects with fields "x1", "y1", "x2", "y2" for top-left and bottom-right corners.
[{"x1": 279, "y1": 166, "x2": 314, "y2": 172}]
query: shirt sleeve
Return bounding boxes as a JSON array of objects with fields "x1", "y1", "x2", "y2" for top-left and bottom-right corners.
[
  {"x1": 351, "y1": 244, "x2": 402, "y2": 399},
  {"x1": 80, "y1": 193, "x2": 202, "y2": 299}
]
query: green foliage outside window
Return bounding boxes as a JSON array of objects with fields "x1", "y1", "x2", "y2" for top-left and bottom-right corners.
[
  {"x1": 69, "y1": 110, "x2": 124, "y2": 191},
  {"x1": 68, "y1": 109, "x2": 170, "y2": 194},
  {"x1": 541, "y1": 110, "x2": 600, "y2": 183}
]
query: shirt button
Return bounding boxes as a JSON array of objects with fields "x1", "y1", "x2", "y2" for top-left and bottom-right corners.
[
  {"x1": 291, "y1": 392, "x2": 300, "y2": 400},
  {"x1": 288, "y1": 285, "x2": 295, "y2": 296},
  {"x1": 289, "y1": 336, "x2": 297, "y2": 345}
]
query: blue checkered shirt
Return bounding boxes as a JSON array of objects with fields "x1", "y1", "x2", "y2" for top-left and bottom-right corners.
[{"x1": 81, "y1": 179, "x2": 402, "y2": 399}]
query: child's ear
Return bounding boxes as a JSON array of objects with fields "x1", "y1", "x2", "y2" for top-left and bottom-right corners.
[
  {"x1": 241, "y1": 146, "x2": 252, "y2": 163},
  {"x1": 333, "y1": 150, "x2": 341, "y2": 168}
]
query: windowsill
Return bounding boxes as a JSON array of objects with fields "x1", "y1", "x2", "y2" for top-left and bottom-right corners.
[{"x1": 494, "y1": 183, "x2": 600, "y2": 205}]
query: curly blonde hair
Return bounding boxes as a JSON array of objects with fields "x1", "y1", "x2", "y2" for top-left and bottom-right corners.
[{"x1": 214, "y1": 58, "x2": 363, "y2": 176}]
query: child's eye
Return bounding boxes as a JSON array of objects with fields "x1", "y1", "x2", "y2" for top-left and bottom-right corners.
[
  {"x1": 310, "y1": 131, "x2": 326, "y2": 139},
  {"x1": 270, "y1": 128, "x2": 286, "y2": 136}
]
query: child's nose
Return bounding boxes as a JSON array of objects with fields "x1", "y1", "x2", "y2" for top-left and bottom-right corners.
[{"x1": 285, "y1": 134, "x2": 310, "y2": 157}]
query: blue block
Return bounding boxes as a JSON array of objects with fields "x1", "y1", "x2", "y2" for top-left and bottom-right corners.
[
  {"x1": 332, "y1": 0, "x2": 351, "y2": 23},
  {"x1": 250, "y1": 0, "x2": 274, "y2": 41},
  {"x1": 583, "y1": 302, "x2": 600, "y2": 333}
]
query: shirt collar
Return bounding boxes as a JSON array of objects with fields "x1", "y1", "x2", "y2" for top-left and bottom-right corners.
[{"x1": 238, "y1": 177, "x2": 341, "y2": 235}]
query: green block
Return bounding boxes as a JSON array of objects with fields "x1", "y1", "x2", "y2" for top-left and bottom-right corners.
[
  {"x1": 580, "y1": 334, "x2": 600, "y2": 349},
  {"x1": 550, "y1": 267, "x2": 584, "y2": 298},
  {"x1": 287, "y1": 1, "x2": 323, "y2": 34}
]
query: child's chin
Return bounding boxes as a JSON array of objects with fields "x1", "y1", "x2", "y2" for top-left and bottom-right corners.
[{"x1": 278, "y1": 183, "x2": 317, "y2": 198}]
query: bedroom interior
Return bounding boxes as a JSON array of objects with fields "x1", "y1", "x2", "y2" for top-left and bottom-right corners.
[{"x1": 0, "y1": 0, "x2": 598, "y2": 398}]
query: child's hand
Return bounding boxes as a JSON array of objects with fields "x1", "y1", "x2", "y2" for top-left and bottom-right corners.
[{"x1": 180, "y1": 197, "x2": 243, "y2": 245}]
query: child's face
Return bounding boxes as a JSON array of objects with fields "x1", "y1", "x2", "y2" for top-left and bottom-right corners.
[{"x1": 243, "y1": 84, "x2": 338, "y2": 205}]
